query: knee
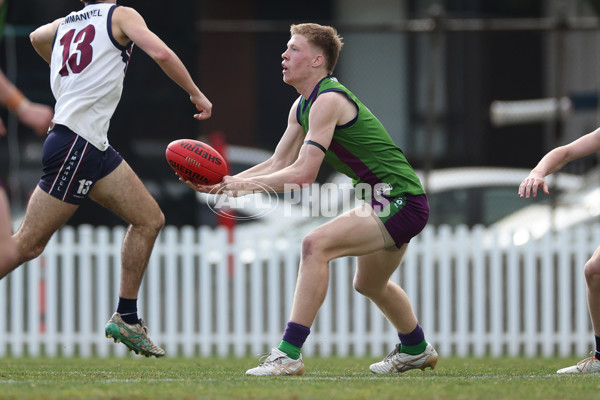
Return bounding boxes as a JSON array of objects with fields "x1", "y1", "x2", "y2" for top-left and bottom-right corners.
[
  {"x1": 149, "y1": 211, "x2": 165, "y2": 237},
  {"x1": 0, "y1": 237, "x2": 18, "y2": 267},
  {"x1": 153, "y1": 210, "x2": 166, "y2": 233},
  {"x1": 353, "y1": 277, "x2": 367, "y2": 296},
  {"x1": 137, "y1": 209, "x2": 165, "y2": 237},
  {"x1": 11, "y1": 226, "x2": 50, "y2": 265},
  {"x1": 353, "y1": 276, "x2": 379, "y2": 299},
  {"x1": 16, "y1": 240, "x2": 45, "y2": 264},
  {"x1": 585, "y1": 256, "x2": 600, "y2": 285},
  {"x1": 301, "y1": 231, "x2": 326, "y2": 263}
]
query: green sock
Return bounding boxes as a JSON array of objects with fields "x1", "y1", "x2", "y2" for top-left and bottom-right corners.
[
  {"x1": 278, "y1": 340, "x2": 301, "y2": 360},
  {"x1": 400, "y1": 340, "x2": 427, "y2": 355}
]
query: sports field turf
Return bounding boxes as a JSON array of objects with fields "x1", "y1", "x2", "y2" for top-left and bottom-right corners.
[{"x1": 1, "y1": 355, "x2": 599, "y2": 399}]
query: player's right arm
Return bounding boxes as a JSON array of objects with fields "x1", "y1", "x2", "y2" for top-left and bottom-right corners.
[
  {"x1": 111, "y1": 6, "x2": 212, "y2": 120},
  {"x1": 519, "y1": 127, "x2": 600, "y2": 198},
  {"x1": 235, "y1": 98, "x2": 306, "y2": 179},
  {"x1": 29, "y1": 18, "x2": 63, "y2": 64},
  {"x1": 183, "y1": 99, "x2": 304, "y2": 193}
]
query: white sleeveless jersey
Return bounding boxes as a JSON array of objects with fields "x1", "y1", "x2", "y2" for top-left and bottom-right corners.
[{"x1": 50, "y1": 3, "x2": 132, "y2": 151}]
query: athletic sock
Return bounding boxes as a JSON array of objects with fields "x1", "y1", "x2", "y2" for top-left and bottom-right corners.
[
  {"x1": 595, "y1": 335, "x2": 600, "y2": 359},
  {"x1": 116, "y1": 297, "x2": 139, "y2": 325},
  {"x1": 398, "y1": 323, "x2": 427, "y2": 355},
  {"x1": 278, "y1": 340, "x2": 302, "y2": 360},
  {"x1": 400, "y1": 341, "x2": 428, "y2": 355},
  {"x1": 278, "y1": 321, "x2": 310, "y2": 360}
]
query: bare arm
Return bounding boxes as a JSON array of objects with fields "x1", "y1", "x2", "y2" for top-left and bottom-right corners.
[
  {"x1": 235, "y1": 98, "x2": 306, "y2": 179},
  {"x1": 112, "y1": 6, "x2": 212, "y2": 119},
  {"x1": 223, "y1": 92, "x2": 347, "y2": 194},
  {"x1": 180, "y1": 98, "x2": 307, "y2": 193},
  {"x1": 29, "y1": 18, "x2": 62, "y2": 64},
  {"x1": 519, "y1": 128, "x2": 600, "y2": 198},
  {"x1": 0, "y1": 70, "x2": 53, "y2": 135}
]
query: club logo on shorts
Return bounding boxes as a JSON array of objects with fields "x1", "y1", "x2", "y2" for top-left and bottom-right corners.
[{"x1": 376, "y1": 183, "x2": 393, "y2": 196}]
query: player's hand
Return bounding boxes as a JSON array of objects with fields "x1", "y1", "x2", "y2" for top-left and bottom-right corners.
[
  {"x1": 177, "y1": 174, "x2": 222, "y2": 193},
  {"x1": 518, "y1": 171, "x2": 549, "y2": 199},
  {"x1": 220, "y1": 176, "x2": 260, "y2": 197},
  {"x1": 190, "y1": 93, "x2": 212, "y2": 120},
  {"x1": 17, "y1": 101, "x2": 53, "y2": 135}
]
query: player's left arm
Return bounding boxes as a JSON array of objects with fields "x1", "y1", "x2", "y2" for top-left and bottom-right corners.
[
  {"x1": 519, "y1": 127, "x2": 600, "y2": 198},
  {"x1": 1, "y1": 23, "x2": 57, "y2": 135},
  {"x1": 223, "y1": 92, "x2": 348, "y2": 195},
  {"x1": 29, "y1": 18, "x2": 63, "y2": 64},
  {"x1": 112, "y1": 6, "x2": 212, "y2": 119}
]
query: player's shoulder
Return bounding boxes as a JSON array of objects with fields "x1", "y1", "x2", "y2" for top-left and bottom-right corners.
[
  {"x1": 111, "y1": 4, "x2": 146, "y2": 37},
  {"x1": 291, "y1": 95, "x2": 303, "y2": 108},
  {"x1": 49, "y1": 17, "x2": 65, "y2": 30},
  {"x1": 313, "y1": 89, "x2": 351, "y2": 109},
  {"x1": 312, "y1": 89, "x2": 357, "y2": 124},
  {"x1": 112, "y1": 4, "x2": 142, "y2": 20}
]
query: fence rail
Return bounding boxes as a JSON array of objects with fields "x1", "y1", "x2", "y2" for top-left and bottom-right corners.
[{"x1": 0, "y1": 223, "x2": 596, "y2": 358}]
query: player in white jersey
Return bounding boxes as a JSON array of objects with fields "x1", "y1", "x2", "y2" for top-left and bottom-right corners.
[
  {"x1": 1, "y1": 0, "x2": 213, "y2": 358},
  {"x1": 50, "y1": 1, "x2": 133, "y2": 151}
]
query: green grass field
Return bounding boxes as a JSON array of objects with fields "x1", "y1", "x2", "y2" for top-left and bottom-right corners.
[{"x1": 1, "y1": 355, "x2": 599, "y2": 400}]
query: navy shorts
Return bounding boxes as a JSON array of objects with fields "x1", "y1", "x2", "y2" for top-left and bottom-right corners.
[
  {"x1": 371, "y1": 194, "x2": 429, "y2": 248},
  {"x1": 38, "y1": 125, "x2": 123, "y2": 205}
]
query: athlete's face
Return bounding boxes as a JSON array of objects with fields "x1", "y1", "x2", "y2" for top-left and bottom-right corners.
[{"x1": 281, "y1": 34, "x2": 320, "y2": 85}]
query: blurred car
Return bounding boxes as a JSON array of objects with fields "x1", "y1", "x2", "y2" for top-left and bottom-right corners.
[
  {"x1": 197, "y1": 162, "x2": 584, "y2": 233},
  {"x1": 417, "y1": 167, "x2": 583, "y2": 227},
  {"x1": 491, "y1": 165, "x2": 600, "y2": 246}
]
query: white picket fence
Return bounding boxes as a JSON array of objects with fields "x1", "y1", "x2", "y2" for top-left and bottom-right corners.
[{"x1": 0, "y1": 223, "x2": 597, "y2": 358}]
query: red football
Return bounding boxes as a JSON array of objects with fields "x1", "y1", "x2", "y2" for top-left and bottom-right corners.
[{"x1": 165, "y1": 139, "x2": 228, "y2": 185}]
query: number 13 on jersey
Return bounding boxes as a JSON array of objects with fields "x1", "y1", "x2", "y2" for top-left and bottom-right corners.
[{"x1": 58, "y1": 25, "x2": 95, "y2": 76}]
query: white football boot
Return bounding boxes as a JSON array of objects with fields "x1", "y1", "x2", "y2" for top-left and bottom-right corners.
[
  {"x1": 557, "y1": 353, "x2": 600, "y2": 374},
  {"x1": 246, "y1": 348, "x2": 305, "y2": 376},
  {"x1": 370, "y1": 343, "x2": 438, "y2": 374}
]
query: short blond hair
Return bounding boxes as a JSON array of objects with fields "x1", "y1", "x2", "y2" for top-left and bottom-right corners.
[{"x1": 290, "y1": 23, "x2": 343, "y2": 74}]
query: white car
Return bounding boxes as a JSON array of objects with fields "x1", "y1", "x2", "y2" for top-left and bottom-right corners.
[
  {"x1": 197, "y1": 159, "x2": 584, "y2": 235},
  {"x1": 491, "y1": 166, "x2": 600, "y2": 245},
  {"x1": 418, "y1": 167, "x2": 583, "y2": 227}
]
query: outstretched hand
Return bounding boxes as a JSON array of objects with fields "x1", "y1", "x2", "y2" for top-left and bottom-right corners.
[
  {"x1": 191, "y1": 93, "x2": 212, "y2": 120},
  {"x1": 17, "y1": 101, "x2": 54, "y2": 135},
  {"x1": 0, "y1": 102, "x2": 53, "y2": 136},
  {"x1": 177, "y1": 174, "x2": 258, "y2": 198},
  {"x1": 518, "y1": 172, "x2": 549, "y2": 199},
  {"x1": 177, "y1": 174, "x2": 223, "y2": 194}
]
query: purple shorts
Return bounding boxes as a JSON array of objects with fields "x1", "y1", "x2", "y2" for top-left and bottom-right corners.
[
  {"x1": 371, "y1": 194, "x2": 429, "y2": 248},
  {"x1": 38, "y1": 125, "x2": 123, "y2": 205}
]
